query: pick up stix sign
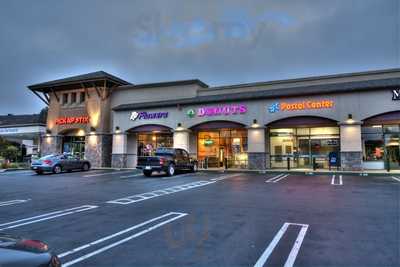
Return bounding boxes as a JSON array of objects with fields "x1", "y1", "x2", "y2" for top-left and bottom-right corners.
[
  {"x1": 187, "y1": 104, "x2": 247, "y2": 118},
  {"x1": 55, "y1": 116, "x2": 90, "y2": 125},
  {"x1": 268, "y1": 100, "x2": 334, "y2": 113}
]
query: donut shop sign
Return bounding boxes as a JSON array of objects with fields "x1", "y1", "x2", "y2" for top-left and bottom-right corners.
[{"x1": 187, "y1": 104, "x2": 248, "y2": 118}]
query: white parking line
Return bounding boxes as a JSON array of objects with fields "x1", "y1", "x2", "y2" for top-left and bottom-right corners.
[
  {"x1": 210, "y1": 173, "x2": 243, "y2": 181},
  {"x1": 391, "y1": 176, "x2": 400, "y2": 182},
  {"x1": 266, "y1": 174, "x2": 289, "y2": 183},
  {"x1": 107, "y1": 180, "x2": 216, "y2": 205},
  {"x1": 59, "y1": 212, "x2": 187, "y2": 267},
  {"x1": 83, "y1": 171, "x2": 132, "y2": 178},
  {"x1": 0, "y1": 170, "x2": 33, "y2": 175},
  {"x1": 254, "y1": 222, "x2": 309, "y2": 267},
  {"x1": 0, "y1": 199, "x2": 30, "y2": 207},
  {"x1": 120, "y1": 173, "x2": 143, "y2": 179},
  {"x1": 331, "y1": 175, "x2": 343, "y2": 186},
  {"x1": 0, "y1": 205, "x2": 98, "y2": 231}
]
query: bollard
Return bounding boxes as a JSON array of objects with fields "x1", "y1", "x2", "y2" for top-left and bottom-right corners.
[
  {"x1": 313, "y1": 157, "x2": 317, "y2": 171},
  {"x1": 386, "y1": 157, "x2": 390, "y2": 172},
  {"x1": 205, "y1": 157, "x2": 208, "y2": 169},
  {"x1": 224, "y1": 158, "x2": 228, "y2": 169},
  {"x1": 287, "y1": 157, "x2": 290, "y2": 170}
]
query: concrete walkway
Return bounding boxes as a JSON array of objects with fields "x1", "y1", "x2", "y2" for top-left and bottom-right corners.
[{"x1": 198, "y1": 167, "x2": 400, "y2": 176}]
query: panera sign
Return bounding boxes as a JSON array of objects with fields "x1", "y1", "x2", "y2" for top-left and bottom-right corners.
[
  {"x1": 55, "y1": 116, "x2": 90, "y2": 125},
  {"x1": 393, "y1": 89, "x2": 400, "y2": 100}
]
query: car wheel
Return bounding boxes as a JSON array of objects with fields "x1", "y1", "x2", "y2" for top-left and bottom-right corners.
[
  {"x1": 166, "y1": 164, "x2": 175, "y2": 177},
  {"x1": 52, "y1": 165, "x2": 62, "y2": 174},
  {"x1": 82, "y1": 163, "x2": 90, "y2": 171},
  {"x1": 191, "y1": 163, "x2": 198, "y2": 173},
  {"x1": 35, "y1": 170, "x2": 43, "y2": 175},
  {"x1": 143, "y1": 170, "x2": 152, "y2": 177}
]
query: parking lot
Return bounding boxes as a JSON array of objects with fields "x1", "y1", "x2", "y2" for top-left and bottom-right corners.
[{"x1": 0, "y1": 169, "x2": 399, "y2": 267}]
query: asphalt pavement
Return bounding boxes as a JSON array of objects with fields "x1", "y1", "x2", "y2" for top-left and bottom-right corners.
[{"x1": 0, "y1": 169, "x2": 399, "y2": 267}]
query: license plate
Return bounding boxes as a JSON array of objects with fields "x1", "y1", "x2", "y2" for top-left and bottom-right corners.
[
  {"x1": 145, "y1": 166, "x2": 151, "y2": 170},
  {"x1": 33, "y1": 167, "x2": 37, "y2": 170}
]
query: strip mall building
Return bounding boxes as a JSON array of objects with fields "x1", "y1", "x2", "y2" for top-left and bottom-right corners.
[{"x1": 28, "y1": 69, "x2": 400, "y2": 171}]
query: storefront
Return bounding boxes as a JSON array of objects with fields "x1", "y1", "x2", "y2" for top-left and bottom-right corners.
[
  {"x1": 191, "y1": 121, "x2": 248, "y2": 168},
  {"x1": 361, "y1": 111, "x2": 400, "y2": 170},
  {"x1": 29, "y1": 69, "x2": 400, "y2": 171}
]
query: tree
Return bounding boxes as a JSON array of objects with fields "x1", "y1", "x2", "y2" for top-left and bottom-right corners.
[{"x1": 1, "y1": 145, "x2": 19, "y2": 162}]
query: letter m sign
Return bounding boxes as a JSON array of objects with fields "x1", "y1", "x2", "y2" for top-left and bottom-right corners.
[{"x1": 393, "y1": 89, "x2": 400, "y2": 100}]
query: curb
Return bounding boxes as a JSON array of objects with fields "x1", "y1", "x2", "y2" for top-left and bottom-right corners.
[
  {"x1": 1, "y1": 168, "x2": 30, "y2": 172},
  {"x1": 198, "y1": 169, "x2": 396, "y2": 177}
]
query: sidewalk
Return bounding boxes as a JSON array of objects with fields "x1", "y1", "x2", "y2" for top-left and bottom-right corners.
[{"x1": 198, "y1": 167, "x2": 400, "y2": 176}]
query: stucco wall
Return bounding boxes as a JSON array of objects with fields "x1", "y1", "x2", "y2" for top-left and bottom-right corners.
[
  {"x1": 111, "y1": 84, "x2": 200, "y2": 109},
  {"x1": 113, "y1": 89, "x2": 400, "y2": 132}
]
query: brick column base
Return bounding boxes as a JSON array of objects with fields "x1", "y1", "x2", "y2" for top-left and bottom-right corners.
[
  {"x1": 248, "y1": 152, "x2": 267, "y2": 170},
  {"x1": 112, "y1": 154, "x2": 128, "y2": 168},
  {"x1": 341, "y1": 151, "x2": 362, "y2": 171}
]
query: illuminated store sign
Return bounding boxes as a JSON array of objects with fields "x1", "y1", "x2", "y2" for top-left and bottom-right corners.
[
  {"x1": 130, "y1": 111, "x2": 168, "y2": 121},
  {"x1": 268, "y1": 100, "x2": 334, "y2": 113},
  {"x1": 187, "y1": 104, "x2": 247, "y2": 118},
  {"x1": 55, "y1": 116, "x2": 90, "y2": 125},
  {"x1": 393, "y1": 89, "x2": 400, "y2": 100}
]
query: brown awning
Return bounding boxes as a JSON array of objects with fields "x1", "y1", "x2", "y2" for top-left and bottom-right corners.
[
  {"x1": 363, "y1": 111, "x2": 400, "y2": 125},
  {"x1": 267, "y1": 116, "x2": 338, "y2": 128}
]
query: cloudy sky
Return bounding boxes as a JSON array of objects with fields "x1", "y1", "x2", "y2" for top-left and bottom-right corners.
[{"x1": 0, "y1": 0, "x2": 398, "y2": 114}]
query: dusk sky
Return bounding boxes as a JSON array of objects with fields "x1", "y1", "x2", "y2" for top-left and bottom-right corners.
[{"x1": 0, "y1": 0, "x2": 398, "y2": 114}]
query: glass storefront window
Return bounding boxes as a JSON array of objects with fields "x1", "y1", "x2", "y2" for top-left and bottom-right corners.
[
  {"x1": 137, "y1": 133, "x2": 173, "y2": 156},
  {"x1": 362, "y1": 124, "x2": 400, "y2": 170},
  {"x1": 197, "y1": 129, "x2": 247, "y2": 168},
  {"x1": 62, "y1": 136, "x2": 85, "y2": 159},
  {"x1": 270, "y1": 126, "x2": 340, "y2": 169}
]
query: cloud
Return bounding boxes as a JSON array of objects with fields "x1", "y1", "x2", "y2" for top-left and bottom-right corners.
[{"x1": 0, "y1": 0, "x2": 398, "y2": 114}]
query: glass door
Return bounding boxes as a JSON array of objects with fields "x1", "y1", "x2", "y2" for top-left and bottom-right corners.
[{"x1": 385, "y1": 133, "x2": 400, "y2": 170}]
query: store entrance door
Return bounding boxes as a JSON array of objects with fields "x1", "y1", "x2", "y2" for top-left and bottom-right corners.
[
  {"x1": 62, "y1": 136, "x2": 85, "y2": 159},
  {"x1": 219, "y1": 147, "x2": 225, "y2": 167},
  {"x1": 385, "y1": 133, "x2": 400, "y2": 170}
]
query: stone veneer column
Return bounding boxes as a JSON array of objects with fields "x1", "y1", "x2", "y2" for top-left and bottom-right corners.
[
  {"x1": 247, "y1": 127, "x2": 267, "y2": 170},
  {"x1": 173, "y1": 129, "x2": 190, "y2": 152},
  {"x1": 40, "y1": 135, "x2": 62, "y2": 156},
  {"x1": 111, "y1": 133, "x2": 128, "y2": 168},
  {"x1": 340, "y1": 123, "x2": 362, "y2": 171},
  {"x1": 85, "y1": 134, "x2": 112, "y2": 167}
]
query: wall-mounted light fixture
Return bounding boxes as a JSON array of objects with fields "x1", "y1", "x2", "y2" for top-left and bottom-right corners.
[
  {"x1": 251, "y1": 119, "x2": 260, "y2": 128},
  {"x1": 45, "y1": 129, "x2": 51, "y2": 136},
  {"x1": 176, "y1": 122, "x2": 184, "y2": 131},
  {"x1": 90, "y1": 127, "x2": 96, "y2": 135},
  {"x1": 115, "y1": 126, "x2": 121, "y2": 133},
  {"x1": 346, "y1": 114, "x2": 355, "y2": 124}
]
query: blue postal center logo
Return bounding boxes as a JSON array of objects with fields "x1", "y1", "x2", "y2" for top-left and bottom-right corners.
[{"x1": 130, "y1": 111, "x2": 169, "y2": 121}]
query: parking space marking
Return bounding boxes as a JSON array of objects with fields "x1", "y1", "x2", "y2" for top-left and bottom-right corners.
[
  {"x1": 391, "y1": 176, "x2": 400, "y2": 182},
  {"x1": 210, "y1": 173, "x2": 243, "y2": 181},
  {"x1": 331, "y1": 175, "x2": 343, "y2": 186},
  {"x1": 0, "y1": 199, "x2": 30, "y2": 207},
  {"x1": 83, "y1": 170, "x2": 132, "y2": 178},
  {"x1": 59, "y1": 212, "x2": 187, "y2": 267},
  {"x1": 254, "y1": 222, "x2": 309, "y2": 267},
  {"x1": 266, "y1": 173, "x2": 289, "y2": 183},
  {"x1": 161, "y1": 172, "x2": 204, "y2": 180},
  {"x1": 106, "y1": 180, "x2": 215, "y2": 205},
  {"x1": 0, "y1": 170, "x2": 33, "y2": 175},
  {"x1": 119, "y1": 173, "x2": 143, "y2": 179},
  {"x1": 0, "y1": 205, "x2": 98, "y2": 231}
]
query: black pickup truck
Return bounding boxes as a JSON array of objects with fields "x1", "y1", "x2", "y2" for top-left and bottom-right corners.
[{"x1": 136, "y1": 148, "x2": 198, "y2": 177}]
